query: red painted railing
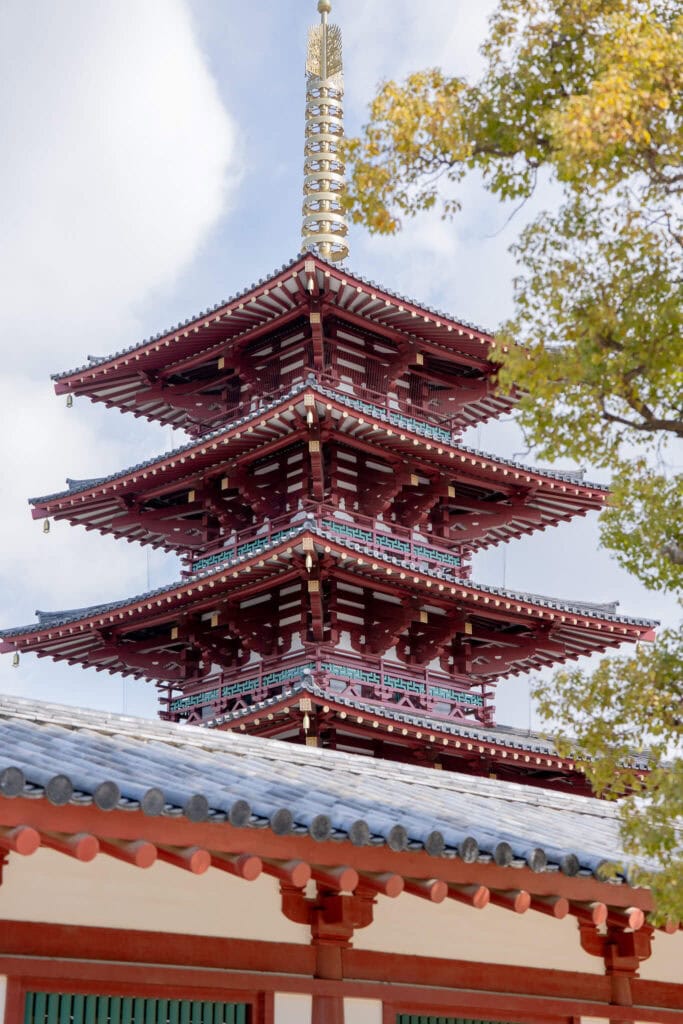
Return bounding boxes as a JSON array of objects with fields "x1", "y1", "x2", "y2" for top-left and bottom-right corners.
[
  {"x1": 161, "y1": 647, "x2": 492, "y2": 726},
  {"x1": 189, "y1": 367, "x2": 466, "y2": 439}
]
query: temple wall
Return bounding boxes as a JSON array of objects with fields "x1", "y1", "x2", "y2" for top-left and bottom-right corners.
[
  {"x1": 0, "y1": 850, "x2": 308, "y2": 944},
  {"x1": 358, "y1": 893, "x2": 683, "y2": 985},
  {"x1": 358, "y1": 892, "x2": 683, "y2": 984},
  {"x1": 342, "y1": 999, "x2": 382, "y2": 1024},
  {"x1": 2, "y1": 850, "x2": 682, "y2": 995},
  {"x1": 273, "y1": 994, "x2": 311, "y2": 1023}
]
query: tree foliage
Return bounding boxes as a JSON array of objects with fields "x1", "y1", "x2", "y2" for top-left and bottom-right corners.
[{"x1": 343, "y1": 0, "x2": 683, "y2": 918}]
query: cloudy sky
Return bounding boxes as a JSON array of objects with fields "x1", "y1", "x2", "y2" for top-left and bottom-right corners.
[{"x1": 0, "y1": 0, "x2": 676, "y2": 730}]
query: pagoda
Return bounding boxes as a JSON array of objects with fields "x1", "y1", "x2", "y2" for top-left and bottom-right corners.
[{"x1": 0, "y1": 2, "x2": 655, "y2": 794}]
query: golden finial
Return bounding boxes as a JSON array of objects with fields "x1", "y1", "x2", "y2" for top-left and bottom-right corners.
[{"x1": 302, "y1": 0, "x2": 349, "y2": 262}]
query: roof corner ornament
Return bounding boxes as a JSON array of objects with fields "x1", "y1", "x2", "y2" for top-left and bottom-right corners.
[{"x1": 302, "y1": 0, "x2": 349, "y2": 263}]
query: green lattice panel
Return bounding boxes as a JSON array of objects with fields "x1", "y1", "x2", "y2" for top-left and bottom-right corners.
[
  {"x1": 378, "y1": 535, "x2": 411, "y2": 555},
  {"x1": 259, "y1": 663, "x2": 315, "y2": 688},
  {"x1": 171, "y1": 663, "x2": 317, "y2": 713},
  {"x1": 429, "y1": 685, "x2": 483, "y2": 707},
  {"x1": 383, "y1": 674, "x2": 426, "y2": 695},
  {"x1": 170, "y1": 687, "x2": 220, "y2": 713},
  {"x1": 322, "y1": 662, "x2": 381, "y2": 686},
  {"x1": 413, "y1": 544, "x2": 460, "y2": 567},
  {"x1": 24, "y1": 993, "x2": 248, "y2": 1024},
  {"x1": 323, "y1": 518, "x2": 460, "y2": 569},
  {"x1": 221, "y1": 678, "x2": 259, "y2": 699},
  {"x1": 191, "y1": 527, "x2": 296, "y2": 573},
  {"x1": 322, "y1": 519, "x2": 373, "y2": 545}
]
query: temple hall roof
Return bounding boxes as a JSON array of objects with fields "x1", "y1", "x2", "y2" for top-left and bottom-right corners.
[
  {"x1": 31, "y1": 382, "x2": 605, "y2": 508},
  {"x1": 198, "y1": 674, "x2": 652, "y2": 767},
  {"x1": 0, "y1": 694, "x2": 656, "y2": 881},
  {"x1": 0, "y1": 520, "x2": 656, "y2": 640},
  {"x1": 49, "y1": 255, "x2": 513, "y2": 433},
  {"x1": 28, "y1": 380, "x2": 608, "y2": 556}
]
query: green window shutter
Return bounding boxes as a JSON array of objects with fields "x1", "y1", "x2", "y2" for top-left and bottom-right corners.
[{"x1": 24, "y1": 995, "x2": 249, "y2": 1024}]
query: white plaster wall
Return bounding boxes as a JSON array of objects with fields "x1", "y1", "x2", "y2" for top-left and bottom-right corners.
[
  {"x1": 0, "y1": 976, "x2": 6, "y2": 1024},
  {"x1": 273, "y1": 993, "x2": 311, "y2": 1024},
  {"x1": 343, "y1": 998, "x2": 382, "y2": 1024},
  {"x1": 354, "y1": 890, "x2": 683, "y2": 984},
  {"x1": 356, "y1": 891, "x2": 602, "y2": 972},
  {"x1": 0, "y1": 849, "x2": 308, "y2": 943},
  {"x1": 584, "y1": 1019, "x2": 665, "y2": 1024},
  {"x1": 638, "y1": 928, "x2": 683, "y2": 982}
]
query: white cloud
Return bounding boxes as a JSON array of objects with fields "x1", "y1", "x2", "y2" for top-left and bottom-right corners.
[
  {"x1": 0, "y1": 0, "x2": 242, "y2": 372},
  {"x1": 0, "y1": 0, "x2": 241, "y2": 713}
]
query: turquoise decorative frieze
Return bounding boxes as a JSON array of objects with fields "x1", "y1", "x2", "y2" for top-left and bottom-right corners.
[
  {"x1": 323, "y1": 386, "x2": 454, "y2": 444},
  {"x1": 170, "y1": 659, "x2": 482, "y2": 716},
  {"x1": 429, "y1": 684, "x2": 484, "y2": 706},
  {"x1": 322, "y1": 661, "x2": 380, "y2": 685},
  {"x1": 413, "y1": 544, "x2": 460, "y2": 568},
  {"x1": 170, "y1": 688, "x2": 220, "y2": 712},
  {"x1": 383, "y1": 674, "x2": 425, "y2": 695},
  {"x1": 322, "y1": 661, "x2": 481, "y2": 706},
  {"x1": 322, "y1": 520, "x2": 373, "y2": 545},
  {"x1": 321, "y1": 519, "x2": 460, "y2": 569},
  {"x1": 170, "y1": 662, "x2": 315, "y2": 713},
  {"x1": 191, "y1": 526, "x2": 299, "y2": 574},
  {"x1": 258, "y1": 663, "x2": 315, "y2": 688}
]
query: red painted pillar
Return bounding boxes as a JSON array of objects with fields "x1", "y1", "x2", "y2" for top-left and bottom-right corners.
[
  {"x1": 311, "y1": 994, "x2": 344, "y2": 1024},
  {"x1": 311, "y1": 918, "x2": 346, "y2": 1024}
]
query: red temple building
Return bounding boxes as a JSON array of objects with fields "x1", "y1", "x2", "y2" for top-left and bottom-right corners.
[{"x1": 2, "y1": 7, "x2": 680, "y2": 1024}]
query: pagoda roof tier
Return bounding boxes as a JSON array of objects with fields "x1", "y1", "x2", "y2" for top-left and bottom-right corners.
[
  {"x1": 51, "y1": 254, "x2": 513, "y2": 433},
  {"x1": 30, "y1": 380, "x2": 607, "y2": 554},
  {"x1": 1, "y1": 523, "x2": 656, "y2": 686},
  {"x1": 162, "y1": 648, "x2": 493, "y2": 726},
  {"x1": 185, "y1": 677, "x2": 646, "y2": 793}
]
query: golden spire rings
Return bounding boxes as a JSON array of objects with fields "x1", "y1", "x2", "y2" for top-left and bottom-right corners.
[{"x1": 302, "y1": 1, "x2": 349, "y2": 262}]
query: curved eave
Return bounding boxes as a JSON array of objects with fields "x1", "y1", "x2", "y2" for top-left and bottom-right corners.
[{"x1": 196, "y1": 683, "x2": 598, "y2": 783}]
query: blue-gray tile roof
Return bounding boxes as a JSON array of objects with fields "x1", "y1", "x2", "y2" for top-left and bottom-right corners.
[{"x1": 0, "y1": 695, "x2": 654, "y2": 881}]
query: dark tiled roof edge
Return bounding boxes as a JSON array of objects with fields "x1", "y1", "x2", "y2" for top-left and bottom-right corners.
[{"x1": 0, "y1": 517, "x2": 657, "y2": 637}]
